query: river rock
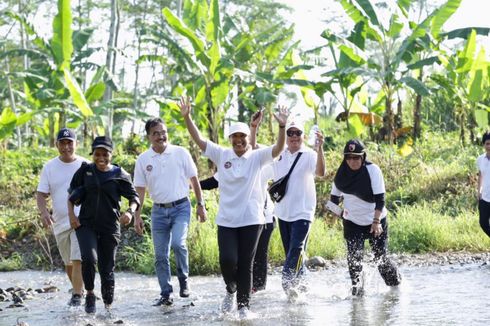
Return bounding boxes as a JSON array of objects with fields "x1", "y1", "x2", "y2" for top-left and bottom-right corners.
[
  {"x1": 43, "y1": 286, "x2": 59, "y2": 293},
  {"x1": 306, "y1": 256, "x2": 327, "y2": 268},
  {"x1": 0, "y1": 294, "x2": 8, "y2": 301}
]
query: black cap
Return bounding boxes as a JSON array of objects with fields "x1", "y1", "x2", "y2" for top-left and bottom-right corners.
[
  {"x1": 90, "y1": 136, "x2": 113, "y2": 154},
  {"x1": 57, "y1": 128, "x2": 76, "y2": 141},
  {"x1": 343, "y1": 139, "x2": 365, "y2": 156}
]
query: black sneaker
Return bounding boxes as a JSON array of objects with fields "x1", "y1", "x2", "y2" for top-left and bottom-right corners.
[
  {"x1": 68, "y1": 293, "x2": 82, "y2": 307},
  {"x1": 85, "y1": 293, "x2": 96, "y2": 313},
  {"x1": 153, "y1": 296, "x2": 173, "y2": 306},
  {"x1": 180, "y1": 284, "x2": 190, "y2": 298}
]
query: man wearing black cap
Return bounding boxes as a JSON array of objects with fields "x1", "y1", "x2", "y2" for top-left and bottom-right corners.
[{"x1": 37, "y1": 128, "x2": 89, "y2": 306}]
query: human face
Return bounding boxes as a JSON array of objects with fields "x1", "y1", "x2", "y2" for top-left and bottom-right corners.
[
  {"x1": 148, "y1": 123, "x2": 168, "y2": 152},
  {"x1": 484, "y1": 140, "x2": 490, "y2": 156},
  {"x1": 345, "y1": 155, "x2": 363, "y2": 171},
  {"x1": 229, "y1": 132, "x2": 249, "y2": 156},
  {"x1": 92, "y1": 148, "x2": 112, "y2": 171},
  {"x1": 286, "y1": 127, "x2": 303, "y2": 153},
  {"x1": 56, "y1": 139, "x2": 76, "y2": 162}
]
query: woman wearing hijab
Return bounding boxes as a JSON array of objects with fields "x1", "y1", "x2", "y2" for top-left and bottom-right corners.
[{"x1": 329, "y1": 139, "x2": 401, "y2": 296}]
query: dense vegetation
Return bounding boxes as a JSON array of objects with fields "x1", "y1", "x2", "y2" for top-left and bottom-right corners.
[
  {"x1": 1, "y1": 0, "x2": 489, "y2": 273},
  {"x1": 1, "y1": 129, "x2": 489, "y2": 274}
]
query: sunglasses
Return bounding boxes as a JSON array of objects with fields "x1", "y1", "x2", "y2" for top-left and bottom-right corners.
[
  {"x1": 345, "y1": 155, "x2": 362, "y2": 161},
  {"x1": 287, "y1": 130, "x2": 303, "y2": 137}
]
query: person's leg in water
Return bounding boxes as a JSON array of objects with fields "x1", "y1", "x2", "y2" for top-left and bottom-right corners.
[
  {"x1": 98, "y1": 233, "x2": 119, "y2": 310},
  {"x1": 343, "y1": 219, "x2": 366, "y2": 296},
  {"x1": 169, "y1": 201, "x2": 191, "y2": 298},
  {"x1": 252, "y1": 221, "x2": 274, "y2": 292},
  {"x1": 370, "y1": 219, "x2": 401, "y2": 287},
  {"x1": 151, "y1": 205, "x2": 173, "y2": 305},
  {"x1": 236, "y1": 224, "x2": 262, "y2": 316},
  {"x1": 217, "y1": 226, "x2": 239, "y2": 313},
  {"x1": 280, "y1": 219, "x2": 310, "y2": 297},
  {"x1": 478, "y1": 199, "x2": 490, "y2": 237},
  {"x1": 76, "y1": 226, "x2": 98, "y2": 313}
]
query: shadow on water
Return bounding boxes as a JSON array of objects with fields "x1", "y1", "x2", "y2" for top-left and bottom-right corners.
[{"x1": 1, "y1": 263, "x2": 489, "y2": 325}]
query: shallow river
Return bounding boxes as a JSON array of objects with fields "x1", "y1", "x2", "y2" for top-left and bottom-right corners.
[{"x1": 1, "y1": 262, "x2": 489, "y2": 325}]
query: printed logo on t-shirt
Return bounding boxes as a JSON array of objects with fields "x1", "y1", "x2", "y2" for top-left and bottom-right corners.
[
  {"x1": 86, "y1": 171, "x2": 92, "y2": 176},
  {"x1": 146, "y1": 164, "x2": 153, "y2": 172},
  {"x1": 224, "y1": 161, "x2": 232, "y2": 169}
]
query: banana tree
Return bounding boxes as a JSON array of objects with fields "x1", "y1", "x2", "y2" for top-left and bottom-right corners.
[
  {"x1": 332, "y1": 0, "x2": 462, "y2": 143},
  {"x1": 1, "y1": 0, "x2": 94, "y2": 146},
  {"x1": 431, "y1": 29, "x2": 490, "y2": 144}
]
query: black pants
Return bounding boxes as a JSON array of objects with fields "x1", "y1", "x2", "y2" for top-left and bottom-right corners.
[
  {"x1": 253, "y1": 221, "x2": 275, "y2": 290},
  {"x1": 343, "y1": 218, "x2": 401, "y2": 287},
  {"x1": 76, "y1": 226, "x2": 119, "y2": 305},
  {"x1": 478, "y1": 199, "x2": 490, "y2": 237},
  {"x1": 217, "y1": 224, "x2": 263, "y2": 309}
]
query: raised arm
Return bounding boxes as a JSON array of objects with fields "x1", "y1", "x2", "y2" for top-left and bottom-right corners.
[
  {"x1": 271, "y1": 106, "x2": 289, "y2": 158},
  {"x1": 315, "y1": 130, "x2": 326, "y2": 177},
  {"x1": 178, "y1": 96, "x2": 207, "y2": 151},
  {"x1": 249, "y1": 109, "x2": 264, "y2": 150}
]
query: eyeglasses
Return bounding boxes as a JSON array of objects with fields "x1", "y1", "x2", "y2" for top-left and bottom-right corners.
[
  {"x1": 287, "y1": 130, "x2": 303, "y2": 137},
  {"x1": 345, "y1": 155, "x2": 362, "y2": 161}
]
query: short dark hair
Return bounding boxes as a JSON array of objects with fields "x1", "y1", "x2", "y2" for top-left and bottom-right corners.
[
  {"x1": 145, "y1": 118, "x2": 165, "y2": 135},
  {"x1": 482, "y1": 131, "x2": 490, "y2": 145}
]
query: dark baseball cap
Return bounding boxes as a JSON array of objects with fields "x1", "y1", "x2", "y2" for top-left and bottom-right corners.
[
  {"x1": 343, "y1": 139, "x2": 366, "y2": 156},
  {"x1": 90, "y1": 136, "x2": 113, "y2": 154},
  {"x1": 57, "y1": 128, "x2": 76, "y2": 142}
]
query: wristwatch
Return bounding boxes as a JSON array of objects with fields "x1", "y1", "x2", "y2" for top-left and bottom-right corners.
[
  {"x1": 197, "y1": 201, "x2": 205, "y2": 207},
  {"x1": 126, "y1": 207, "x2": 136, "y2": 217}
]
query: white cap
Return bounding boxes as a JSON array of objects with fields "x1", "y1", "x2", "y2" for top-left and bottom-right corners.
[
  {"x1": 226, "y1": 122, "x2": 250, "y2": 138},
  {"x1": 286, "y1": 121, "x2": 304, "y2": 132}
]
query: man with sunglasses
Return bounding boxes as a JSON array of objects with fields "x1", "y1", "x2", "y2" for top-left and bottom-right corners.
[
  {"x1": 330, "y1": 139, "x2": 401, "y2": 296},
  {"x1": 271, "y1": 121, "x2": 325, "y2": 301}
]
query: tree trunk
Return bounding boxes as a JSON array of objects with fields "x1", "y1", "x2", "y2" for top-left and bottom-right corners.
[
  {"x1": 395, "y1": 97, "x2": 403, "y2": 130},
  {"x1": 5, "y1": 58, "x2": 22, "y2": 148},
  {"x1": 413, "y1": 69, "x2": 423, "y2": 141},
  {"x1": 104, "y1": 0, "x2": 119, "y2": 137},
  {"x1": 237, "y1": 79, "x2": 246, "y2": 122},
  {"x1": 384, "y1": 91, "x2": 395, "y2": 144}
]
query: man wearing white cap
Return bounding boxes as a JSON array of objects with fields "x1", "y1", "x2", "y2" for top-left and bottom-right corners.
[
  {"x1": 37, "y1": 128, "x2": 89, "y2": 306},
  {"x1": 178, "y1": 97, "x2": 289, "y2": 319},
  {"x1": 271, "y1": 121, "x2": 325, "y2": 301}
]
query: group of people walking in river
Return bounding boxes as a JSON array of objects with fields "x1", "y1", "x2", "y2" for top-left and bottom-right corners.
[{"x1": 36, "y1": 96, "x2": 489, "y2": 318}]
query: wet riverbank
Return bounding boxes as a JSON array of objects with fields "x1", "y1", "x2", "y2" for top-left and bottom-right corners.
[{"x1": 1, "y1": 252, "x2": 489, "y2": 326}]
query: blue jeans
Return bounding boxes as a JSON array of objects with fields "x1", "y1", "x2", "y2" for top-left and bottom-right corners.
[
  {"x1": 151, "y1": 200, "x2": 191, "y2": 297},
  {"x1": 278, "y1": 219, "x2": 311, "y2": 291}
]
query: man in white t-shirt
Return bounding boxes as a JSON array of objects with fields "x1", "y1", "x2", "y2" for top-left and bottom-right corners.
[
  {"x1": 477, "y1": 131, "x2": 490, "y2": 238},
  {"x1": 271, "y1": 121, "x2": 325, "y2": 301},
  {"x1": 37, "y1": 128, "x2": 89, "y2": 306},
  {"x1": 133, "y1": 118, "x2": 207, "y2": 307}
]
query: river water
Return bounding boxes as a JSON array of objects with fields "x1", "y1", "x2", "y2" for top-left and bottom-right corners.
[{"x1": 1, "y1": 262, "x2": 489, "y2": 326}]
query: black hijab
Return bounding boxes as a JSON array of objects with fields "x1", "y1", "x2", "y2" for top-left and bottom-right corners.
[{"x1": 333, "y1": 139, "x2": 375, "y2": 203}]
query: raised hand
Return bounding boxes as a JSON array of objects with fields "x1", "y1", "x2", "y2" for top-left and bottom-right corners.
[
  {"x1": 178, "y1": 96, "x2": 192, "y2": 117},
  {"x1": 250, "y1": 108, "x2": 264, "y2": 128},
  {"x1": 273, "y1": 105, "x2": 290, "y2": 127}
]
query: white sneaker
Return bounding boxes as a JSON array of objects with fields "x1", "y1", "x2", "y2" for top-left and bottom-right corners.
[
  {"x1": 238, "y1": 307, "x2": 256, "y2": 320},
  {"x1": 286, "y1": 287, "x2": 299, "y2": 303},
  {"x1": 221, "y1": 291, "x2": 235, "y2": 313}
]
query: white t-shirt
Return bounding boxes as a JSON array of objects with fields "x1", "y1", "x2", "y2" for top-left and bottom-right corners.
[
  {"x1": 134, "y1": 145, "x2": 197, "y2": 203},
  {"x1": 477, "y1": 154, "x2": 490, "y2": 202},
  {"x1": 331, "y1": 163, "x2": 388, "y2": 226},
  {"x1": 272, "y1": 146, "x2": 317, "y2": 222},
  {"x1": 37, "y1": 156, "x2": 89, "y2": 235},
  {"x1": 204, "y1": 140, "x2": 273, "y2": 227}
]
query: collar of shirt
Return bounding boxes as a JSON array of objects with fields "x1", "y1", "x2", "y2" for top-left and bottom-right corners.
[
  {"x1": 230, "y1": 147, "x2": 253, "y2": 160},
  {"x1": 286, "y1": 145, "x2": 307, "y2": 156},
  {"x1": 150, "y1": 144, "x2": 174, "y2": 157}
]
